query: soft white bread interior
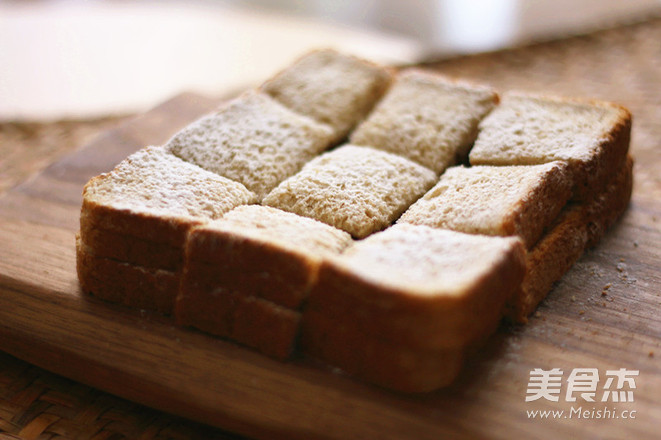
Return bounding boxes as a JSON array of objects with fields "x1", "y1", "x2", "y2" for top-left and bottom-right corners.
[
  {"x1": 261, "y1": 49, "x2": 392, "y2": 141},
  {"x1": 351, "y1": 69, "x2": 498, "y2": 174},
  {"x1": 262, "y1": 145, "x2": 437, "y2": 238}
]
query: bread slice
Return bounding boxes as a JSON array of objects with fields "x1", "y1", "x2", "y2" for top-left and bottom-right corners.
[
  {"x1": 175, "y1": 206, "x2": 351, "y2": 359},
  {"x1": 79, "y1": 219, "x2": 181, "y2": 271},
  {"x1": 585, "y1": 155, "x2": 634, "y2": 248},
  {"x1": 261, "y1": 49, "x2": 392, "y2": 141},
  {"x1": 507, "y1": 155, "x2": 634, "y2": 322},
  {"x1": 300, "y1": 309, "x2": 464, "y2": 393},
  {"x1": 262, "y1": 145, "x2": 437, "y2": 238},
  {"x1": 350, "y1": 69, "x2": 498, "y2": 174},
  {"x1": 469, "y1": 93, "x2": 631, "y2": 200},
  {"x1": 175, "y1": 276, "x2": 301, "y2": 360},
  {"x1": 81, "y1": 146, "x2": 257, "y2": 247},
  {"x1": 166, "y1": 91, "x2": 335, "y2": 200},
  {"x1": 398, "y1": 162, "x2": 573, "y2": 249},
  {"x1": 178, "y1": 205, "x2": 352, "y2": 309},
  {"x1": 303, "y1": 224, "x2": 525, "y2": 350},
  {"x1": 76, "y1": 237, "x2": 179, "y2": 314}
]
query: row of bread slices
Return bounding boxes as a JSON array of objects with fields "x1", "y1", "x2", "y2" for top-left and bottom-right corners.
[{"x1": 77, "y1": 49, "x2": 632, "y2": 392}]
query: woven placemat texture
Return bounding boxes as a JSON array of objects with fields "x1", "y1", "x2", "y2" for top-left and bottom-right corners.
[
  {"x1": 0, "y1": 353, "x2": 239, "y2": 439},
  {"x1": 1, "y1": 15, "x2": 660, "y2": 440}
]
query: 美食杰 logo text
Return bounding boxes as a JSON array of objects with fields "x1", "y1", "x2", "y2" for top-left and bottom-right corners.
[{"x1": 524, "y1": 368, "x2": 639, "y2": 420}]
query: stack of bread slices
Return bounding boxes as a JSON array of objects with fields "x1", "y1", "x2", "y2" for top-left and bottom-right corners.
[{"x1": 77, "y1": 49, "x2": 632, "y2": 393}]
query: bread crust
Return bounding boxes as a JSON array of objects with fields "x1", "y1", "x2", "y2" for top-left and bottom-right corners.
[
  {"x1": 303, "y1": 228, "x2": 526, "y2": 350},
  {"x1": 300, "y1": 310, "x2": 464, "y2": 393},
  {"x1": 76, "y1": 237, "x2": 179, "y2": 314},
  {"x1": 506, "y1": 155, "x2": 634, "y2": 322},
  {"x1": 79, "y1": 218, "x2": 182, "y2": 271},
  {"x1": 175, "y1": 265, "x2": 300, "y2": 360}
]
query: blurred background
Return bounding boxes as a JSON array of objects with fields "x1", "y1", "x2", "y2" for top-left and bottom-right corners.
[{"x1": 1, "y1": 0, "x2": 660, "y2": 120}]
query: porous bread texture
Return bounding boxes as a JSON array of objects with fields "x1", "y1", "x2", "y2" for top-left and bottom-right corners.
[
  {"x1": 350, "y1": 69, "x2": 498, "y2": 174},
  {"x1": 506, "y1": 155, "x2": 633, "y2": 322},
  {"x1": 261, "y1": 49, "x2": 392, "y2": 141},
  {"x1": 166, "y1": 91, "x2": 335, "y2": 200},
  {"x1": 76, "y1": 237, "x2": 179, "y2": 315},
  {"x1": 262, "y1": 145, "x2": 437, "y2": 238},
  {"x1": 398, "y1": 162, "x2": 573, "y2": 249},
  {"x1": 469, "y1": 93, "x2": 631, "y2": 200},
  {"x1": 304, "y1": 224, "x2": 526, "y2": 350},
  {"x1": 82, "y1": 146, "x2": 257, "y2": 247},
  {"x1": 300, "y1": 309, "x2": 464, "y2": 393},
  {"x1": 179, "y1": 205, "x2": 352, "y2": 309}
]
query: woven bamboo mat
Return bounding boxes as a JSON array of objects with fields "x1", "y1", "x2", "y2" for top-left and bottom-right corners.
[{"x1": 1, "y1": 15, "x2": 660, "y2": 440}]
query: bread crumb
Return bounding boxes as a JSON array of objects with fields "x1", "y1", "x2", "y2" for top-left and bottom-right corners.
[
  {"x1": 619, "y1": 257, "x2": 625, "y2": 262},
  {"x1": 571, "y1": 295, "x2": 576, "y2": 302},
  {"x1": 601, "y1": 291, "x2": 608, "y2": 297},
  {"x1": 579, "y1": 310, "x2": 585, "y2": 315},
  {"x1": 604, "y1": 283, "x2": 612, "y2": 289},
  {"x1": 650, "y1": 351, "x2": 655, "y2": 358}
]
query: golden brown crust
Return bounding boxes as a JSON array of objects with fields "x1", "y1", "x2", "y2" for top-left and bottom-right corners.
[
  {"x1": 175, "y1": 262, "x2": 300, "y2": 360},
  {"x1": 506, "y1": 155, "x2": 634, "y2": 323},
  {"x1": 303, "y1": 240, "x2": 525, "y2": 350},
  {"x1": 300, "y1": 310, "x2": 464, "y2": 393},
  {"x1": 81, "y1": 197, "x2": 203, "y2": 248},
  {"x1": 76, "y1": 237, "x2": 179, "y2": 314},
  {"x1": 572, "y1": 109, "x2": 631, "y2": 201},
  {"x1": 183, "y1": 229, "x2": 320, "y2": 309},
  {"x1": 79, "y1": 220, "x2": 182, "y2": 271}
]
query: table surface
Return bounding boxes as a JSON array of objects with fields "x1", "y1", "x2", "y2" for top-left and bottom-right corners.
[{"x1": 1, "y1": 16, "x2": 661, "y2": 440}]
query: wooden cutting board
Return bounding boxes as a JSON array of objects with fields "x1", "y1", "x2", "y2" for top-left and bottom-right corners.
[{"x1": 1, "y1": 92, "x2": 660, "y2": 440}]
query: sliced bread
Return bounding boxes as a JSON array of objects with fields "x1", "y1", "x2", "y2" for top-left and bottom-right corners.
[
  {"x1": 81, "y1": 146, "x2": 257, "y2": 247},
  {"x1": 507, "y1": 155, "x2": 634, "y2": 322},
  {"x1": 261, "y1": 49, "x2": 392, "y2": 141},
  {"x1": 398, "y1": 162, "x2": 573, "y2": 249},
  {"x1": 350, "y1": 69, "x2": 498, "y2": 173},
  {"x1": 178, "y1": 205, "x2": 352, "y2": 310},
  {"x1": 76, "y1": 237, "x2": 179, "y2": 314},
  {"x1": 303, "y1": 224, "x2": 525, "y2": 350},
  {"x1": 469, "y1": 93, "x2": 631, "y2": 200},
  {"x1": 262, "y1": 145, "x2": 437, "y2": 238},
  {"x1": 300, "y1": 309, "x2": 464, "y2": 393},
  {"x1": 79, "y1": 220, "x2": 181, "y2": 271},
  {"x1": 166, "y1": 91, "x2": 335, "y2": 200}
]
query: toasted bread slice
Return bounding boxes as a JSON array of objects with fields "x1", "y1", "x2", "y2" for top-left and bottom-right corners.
[
  {"x1": 469, "y1": 93, "x2": 631, "y2": 200},
  {"x1": 303, "y1": 224, "x2": 525, "y2": 350},
  {"x1": 507, "y1": 155, "x2": 634, "y2": 322},
  {"x1": 76, "y1": 238, "x2": 179, "y2": 314},
  {"x1": 175, "y1": 206, "x2": 351, "y2": 358},
  {"x1": 300, "y1": 310, "x2": 464, "y2": 393},
  {"x1": 398, "y1": 162, "x2": 573, "y2": 249},
  {"x1": 175, "y1": 264, "x2": 301, "y2": 360},
  {"x1": 262, "y1": 145, "x2": 437, "y2": 238},
  {"x1": 261, "y1": 49, "x2": 392, "y2": 141},
  {"x1": 81, "y1": 146, "x2": 256, "y2": 247},
  {"x1": 79, "y1": 220, "x2": 181, "y2": 271},
  {"x1": 351, "y1": 69, "x2": 498, "y2": 174},
  {"x1": 178, "y1": 205, "x2": 352, "y2": 310},
  {"x1": 167, "y1": 91, "x2": 335, "y2": 200}
]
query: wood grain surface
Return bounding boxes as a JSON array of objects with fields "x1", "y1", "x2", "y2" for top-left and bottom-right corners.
[{"x1": 1, "y1": 20, "x2": 661, "y2": 439}]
